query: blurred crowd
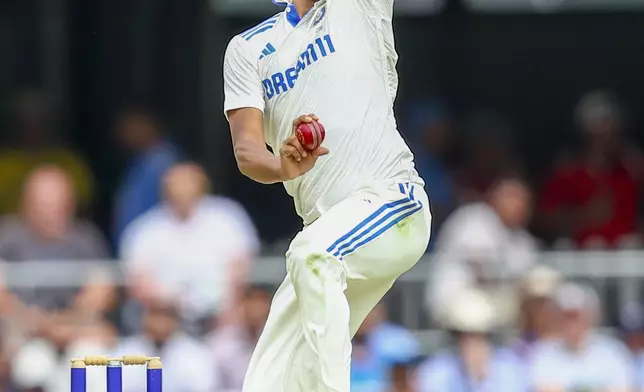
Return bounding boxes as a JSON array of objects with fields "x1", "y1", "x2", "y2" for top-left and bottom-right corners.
[
  {"x1": 0, "y1": 87, "x2": 643, "y2": 391},
  {"x1": 412, "y1": 89, "x2": 644, "y2": 250}
]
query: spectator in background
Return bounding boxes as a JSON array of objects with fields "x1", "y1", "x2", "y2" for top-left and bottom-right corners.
[
  {"x1": 351, "y1": 303, "x2": 421, "y2": 392},
  {"x1": 120, "y1": 162, "x2": 259, "y2": 335},
  {"x1": 427, "y1": 176, "x2": 536, "y2": 326},
  {"x1": 112, "y1": 107, "x2": 182, "y2": 246},
  {"x1": 538, "y1": 90, "x2": 642, "y2": 248},
  {"x1": 416, "y1": 289, "x2": 528, "y2": 392},
  {"x1": 531, "y1": 282, "x2": 635, "y2": 392},
  {"x1": 0, "y1": 90, "x2": 94, "y2": 216},
  {"x1": 0, "y1": 166, "x2": 114, "y2": 330},
  {"x1": 453, "y1": 110, "x2": 517, "y2": 203},
  {"x1": 113, "y1": 298, "x2": 216, "y2": 392},
  {"x1": 209, "y1": 285, "x2": 271, "y2": 392},
  {"x1": 405, "y1": 101, "x2": 456, "y2": 238},
  {"x1": 0, "y1": 166, "x2": 115, "y2": 392},
  {"x1": 513, "y1": 265, "x2": 561, "y2": 361},
  {"x1": 618, "y1": 302, "x2": 644, "y2": 391}
]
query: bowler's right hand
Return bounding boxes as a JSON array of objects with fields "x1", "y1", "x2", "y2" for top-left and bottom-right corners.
[{"x1": 279, "y1": 114, "x2": 329, "y2": 181}]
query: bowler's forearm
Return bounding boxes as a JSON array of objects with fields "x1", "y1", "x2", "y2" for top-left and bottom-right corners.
[{"x1": 234, "y1": 142, "x2": 283, "y2": 184}]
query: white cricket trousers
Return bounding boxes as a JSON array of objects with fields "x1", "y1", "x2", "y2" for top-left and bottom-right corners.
[{"x1": 242, "y1": 180, "x2": 432, "y2": 392}]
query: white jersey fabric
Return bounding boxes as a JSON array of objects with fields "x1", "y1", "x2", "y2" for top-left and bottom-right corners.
[
  {"x1": 224, "y1": 1, "x2": 432, "y2": 391},
  {"x1": 223, "y1": 0, "x2": 420, "y2": 224}
]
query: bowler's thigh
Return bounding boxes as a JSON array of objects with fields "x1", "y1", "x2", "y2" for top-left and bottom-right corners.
[
  {"x1": 288, "y1": 181, "x2": 430, "y2": 278},
  {"x1": 340, "y1": 183, "x2": 431, "y2": 281}
]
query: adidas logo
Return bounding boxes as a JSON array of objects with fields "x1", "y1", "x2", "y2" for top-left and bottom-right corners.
[{"x1": 259, "y1": 43, "x2": 276, "y2": 60}]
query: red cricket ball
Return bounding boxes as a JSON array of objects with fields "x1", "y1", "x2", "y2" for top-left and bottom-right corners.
[{"x1": 296, "y1": 120, "x2": 326, "y2": 151}]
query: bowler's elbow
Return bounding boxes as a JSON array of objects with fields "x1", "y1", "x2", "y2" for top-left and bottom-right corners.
[
  {"x1": 233, "y1": 144, "x2": 252, "y2": 176},
  {"x1": 233, "y1": 143, "x2": 273, "y2": 184},
  {"x1": 227, "y1": 107, "x2": 273, "y2": 182}
]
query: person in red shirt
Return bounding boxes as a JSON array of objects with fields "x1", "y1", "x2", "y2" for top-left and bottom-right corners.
[{"x1": 538, "y1": 90, "x2": 642, "y2": 247}]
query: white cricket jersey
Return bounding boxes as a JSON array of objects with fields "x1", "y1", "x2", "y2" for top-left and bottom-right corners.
[{"x1": 223, "y1": 0, "x2": 422, "y2": 225}]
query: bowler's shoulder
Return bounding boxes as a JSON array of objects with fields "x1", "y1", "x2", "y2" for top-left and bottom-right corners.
[{"x1": 227, "y1": 12, "x2": 283, "y2": 61}]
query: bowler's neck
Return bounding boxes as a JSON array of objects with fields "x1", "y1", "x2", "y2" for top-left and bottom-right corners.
[{"x1": 293, "y1": 0, "x2": 316, "y2": 16}]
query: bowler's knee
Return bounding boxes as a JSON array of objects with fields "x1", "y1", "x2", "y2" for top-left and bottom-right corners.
[{"x1": 286, "y1": 246, "x2": 345, "y2": 295}]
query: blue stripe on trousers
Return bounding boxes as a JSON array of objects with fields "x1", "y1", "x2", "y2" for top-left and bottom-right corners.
[
  {"x1": 325, "y1": 198, "x2": 410, "y2": 254},
  {"x1": 331, "y1": 200, "x2": 419, "y2": 258},
  {"x1": 337, "y1": 203, "x2": 423, "y2": 259},
  {"x1": 326, "y1": 185, "x2": 422, "y2": 260}
]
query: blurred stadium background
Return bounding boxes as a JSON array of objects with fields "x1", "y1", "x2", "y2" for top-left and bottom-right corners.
[{"x1": 2, "y1": 0, "x2": 644, "y2": 391}]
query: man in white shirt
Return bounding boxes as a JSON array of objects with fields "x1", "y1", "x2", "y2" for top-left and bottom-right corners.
[
  {"x1": 223, "y1": 0, "x2": 432, "y2": 389},
  {"x1": 427, "y1": 177, "x2": 536, "y2": 326},
  {"x1": 531, "y1": 282, "x2": 635, "y2": 392},
  {"x1": 120, "y1": 163, "x2": 259, "y2": 333}
]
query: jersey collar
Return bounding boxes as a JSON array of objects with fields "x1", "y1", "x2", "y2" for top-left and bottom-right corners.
[{"x1": 285, "y1": 4, "x2": 304, "y2": 27}]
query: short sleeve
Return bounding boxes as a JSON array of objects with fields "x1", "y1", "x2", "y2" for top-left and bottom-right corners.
[{"x1": 223, "y1": 36, "x2": 265, "y2": 118}]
